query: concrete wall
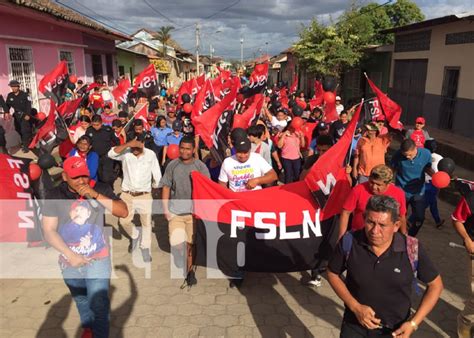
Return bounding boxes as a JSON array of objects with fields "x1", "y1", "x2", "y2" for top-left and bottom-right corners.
[{"x1": 389, "y1": 20, "x2": 474, "y2": 138}]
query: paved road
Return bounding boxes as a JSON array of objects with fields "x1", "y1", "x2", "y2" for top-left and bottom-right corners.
[{"x1": 0, "y1": 196, "x2": 469, "y2": 337}]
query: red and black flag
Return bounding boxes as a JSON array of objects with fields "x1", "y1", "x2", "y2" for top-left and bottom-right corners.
[
  {"x1": 38, "y1": 61, "x2": 69, "y2": 105},
  {"x1": 304, "y1": 101, "x2": 362, "y2": 220},
  {"x1": 0, "y1": 154, "x2": 43, "y2": 243},
  {"x1": 210, "y1": 109, "x2": 235, "y2": 163},
  {"x1": 29, "y1": 100, "x2": 58, "y2": 149},
  {"x1": 193, "y1": 78, "x2": 238, "y2": 150},
  {"x1": 238, "y1": 93, "x2": 264, "y2": 128},
  {"x1": 112, "y1": 78, "x2": 132, "y2": 104},
  {"x1": 193, "y1": 172, "x2": 329, "y2": 273},
  {"x1": 365, "y1": 73, "x2": 403, "y2": 130},
  {"x1": 192, "y1": 79, "x2": 214, "y2": 119},
  {"x1": 241, "y1": 63, "x2": 269, "y2": 98},
  {"x1": 132, "y1": 64, "x2": 159, "y2": 100},
  {"x1": 57, "y1": 98, "x2": 82, "y2": 123}
]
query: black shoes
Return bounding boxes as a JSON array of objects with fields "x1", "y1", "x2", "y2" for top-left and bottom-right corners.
[
  {"x1": 186, "y1": 270, "x2": 197, "y2": 286},
  {"x1": 128, "y1": 237, "x2": 139, "y2": 253}
]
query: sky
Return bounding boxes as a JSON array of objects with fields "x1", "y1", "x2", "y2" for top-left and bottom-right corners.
[{"x1": 58, "y1": 0, "x2": 473, "y2": 60}]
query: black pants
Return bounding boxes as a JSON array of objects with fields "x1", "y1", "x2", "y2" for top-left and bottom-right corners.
[
  {"x1": 13, "y1": 113, "x2": 32, "y2": 147},
  {"x1": 407, "y1": 193, "x2": 426, "y2": 237},
  {"x1": 340, "y1": 321, "x2": 393, "y2": 338},
  {"x1": 282, "y1": 158, "x2": 301, "y2": 183}
]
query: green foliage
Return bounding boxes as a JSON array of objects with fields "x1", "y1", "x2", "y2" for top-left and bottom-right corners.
[
  {"x1": 155, "y1": 26, "x2": 175, "y2": 56},
  {"x1": 294, "y1": 0, "x2": 424, "y2": 76}
]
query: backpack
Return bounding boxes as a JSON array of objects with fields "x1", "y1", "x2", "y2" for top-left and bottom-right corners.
[{"x1": 342, "y1": 231, "x2": 420, "y2": 294}]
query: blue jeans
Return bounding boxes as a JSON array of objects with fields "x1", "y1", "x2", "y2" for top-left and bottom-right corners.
[
  {"x1": 62, "y1": 257, "x2": 111, "y2": 338},
  {"x1": 424, "y1": 182, "x2": 441, "y2": 224},
  {"x1": 407, "y1": 193, "x2": 426, "y2": 237},
  {"x1": 282, "y1": 158, "x2": 301, "y2": 183}
]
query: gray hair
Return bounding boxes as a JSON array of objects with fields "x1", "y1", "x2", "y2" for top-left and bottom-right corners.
[{"x1": 364, "y1": 195, "x2": 400, "y2": 223}]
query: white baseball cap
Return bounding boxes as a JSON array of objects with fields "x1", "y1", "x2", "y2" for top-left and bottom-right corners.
[{"x1": 336, "y1": 96, "x2": 341, "y2": 101}]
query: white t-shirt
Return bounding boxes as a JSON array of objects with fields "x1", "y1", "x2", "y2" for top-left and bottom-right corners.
[
  {"x1": 219, "y1": 152, "x2": 273, "y2": 192},
  {"x1": 336, "y1": 104, "x2": 344, "y2": 115},
  {"x1": 426, "y1": 152, "x2": 443, "y2": 182},
  {"x1": 271, "y1": 116, "x2": 290, "y2": 129}
]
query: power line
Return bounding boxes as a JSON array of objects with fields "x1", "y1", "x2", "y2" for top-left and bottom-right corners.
[{"x1": 142, "y1": 0, "x2": 180, "y2": 26}]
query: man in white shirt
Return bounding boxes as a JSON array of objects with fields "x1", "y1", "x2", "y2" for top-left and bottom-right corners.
[
  {"x1": 108, "y1": 135, "x2": 162, "y2": 262},
  {"x1": 219, "y1": 137, "x2": 277, "y2": 192},
  {"x1": 336, "y1": 96, "x2": 344, "y2": 115}
]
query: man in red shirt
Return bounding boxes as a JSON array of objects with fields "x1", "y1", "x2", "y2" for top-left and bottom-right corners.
[
  {"x1": 406, "y1": 116, "x2": 430, "y2": 148},
  {"x1": 338, "y1": 164, "x2": 407, "y2": 240},
  {"x1": 89, "y1": 87, "x2": 104, "y2": 114},
  {"x1": 452, "y1": 180, "x2": 474, "y2": 338}
]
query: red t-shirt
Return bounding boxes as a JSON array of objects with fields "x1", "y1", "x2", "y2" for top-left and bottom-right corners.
[
  {"x1": 452, "y1": 197, "x2": 472, "y2": 223},
  {"x1": 409, "y1": 130, "x2": 427, "y2": 148},
  {"x1": 342, "y1": 182, "x2": 407, "y2": 231}
]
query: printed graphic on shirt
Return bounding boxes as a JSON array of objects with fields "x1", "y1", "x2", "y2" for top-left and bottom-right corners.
[
  {"x1": 230, "y1": 164, "x2": 255, "y2": 192},
  {"x1": 58, "y1": 200, "x2": 107, "y2": 267}
]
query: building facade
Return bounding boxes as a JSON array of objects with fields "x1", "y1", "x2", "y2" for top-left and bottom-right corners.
[
  {"x1": 384, "y1": 14, "x2": 474, "y2": 138},
  {"x1": 0, "y1": 0, "x2": 129, "y2": 110}
]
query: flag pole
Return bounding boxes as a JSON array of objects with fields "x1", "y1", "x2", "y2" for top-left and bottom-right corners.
[
  {"x1": 123, "y1": 103, "x2": 148, "y2": 132},
  {"x1": 346, "y1": 98, "x2": 364, "y2": 166}
]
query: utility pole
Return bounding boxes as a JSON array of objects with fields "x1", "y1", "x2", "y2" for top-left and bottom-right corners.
[
  {"x1": 196, "y1": 22, "x2": 200, "y2": 76},
  {"x1": 210, "y1": 44, "x2": 213, "y2": 62},
  {"x1": 240, "y1": 37, "x2": 244, "y2": 69}
]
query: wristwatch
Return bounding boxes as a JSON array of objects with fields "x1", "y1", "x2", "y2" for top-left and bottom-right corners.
[{"x1": 409, "y1": 320, "x2": 418, "y2": 331}]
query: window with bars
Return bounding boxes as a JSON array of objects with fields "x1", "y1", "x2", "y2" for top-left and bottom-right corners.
[
  {"x1": 394, "y1": 30, "x2": 431, "y2": 52},
  {"x1": 59, "y1": 50, "x2": 76, "y2": 74},
  {"x1": 445, "y1": 31, "x2": 474, "y2": 45},
  {"x1": 7, "y1": 46, "x2": 38, "y2": 108}
]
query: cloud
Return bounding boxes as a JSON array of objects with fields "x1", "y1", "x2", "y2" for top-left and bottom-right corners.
[{"x1": 60, "y1": 0, "x2": 474, "y2": 59}]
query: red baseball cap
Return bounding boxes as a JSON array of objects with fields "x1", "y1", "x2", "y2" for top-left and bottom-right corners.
[
  {"x1": 375, "y1": 115, "x2": 386, "y2": 122},
  {"x1": 415, "y1": 117, "x2": 425, "y2": 124},
  {"x1": 147, "y1": 112, "x2": 157, "y2": 121},
  {"x1": 63, "y1": 157, "x2": 90, "y2": 178}
]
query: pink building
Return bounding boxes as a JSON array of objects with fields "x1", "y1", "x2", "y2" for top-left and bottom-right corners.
[{"x1": 0, "y1": 0, "x2": 130, "y2": 110}]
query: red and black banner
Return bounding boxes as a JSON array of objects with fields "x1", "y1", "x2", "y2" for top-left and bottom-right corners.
[
  {"x1": 38, "y1": 61, "x2": 69, "y2": 105},
  {"x1": 0, "y1": 154, "x2": 42, "y2": 242},
  {"x1": 132, "y1": 64, "x2": 159, "y2": 100},
  {"x1": 193, "y1": 172, "x2": 335, "y2": 273},
  {"x1": 242, "y1": 63, "x2": 268, "y2": 98},
  {"x1": 57, "y1": 98, "x2": 81, "y2": 122},
  {"x1": 29, "y1": 100, "x2": 57, "y2": 149},
  {"x1": 112, "y1": 78, "x2": 132, "y2": 104},
  {"x1": 366, "y1": 74, "x2": 403, "y2": 130},
  {"x1": 191, "y1": 79, "x2": 214, "y2": 119}
]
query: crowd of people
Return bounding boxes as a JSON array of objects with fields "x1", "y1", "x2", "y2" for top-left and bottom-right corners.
[{"x1": 1, "y1": 72, "x2": 473, "y2": 338}]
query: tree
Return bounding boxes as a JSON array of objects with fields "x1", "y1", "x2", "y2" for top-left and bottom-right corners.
[
  {"x1": 293, "y1": 0, "x2": 425, "y2": 77},
  {"x1": 155, "y1": 26, "x2": 175, "y2": 57}
]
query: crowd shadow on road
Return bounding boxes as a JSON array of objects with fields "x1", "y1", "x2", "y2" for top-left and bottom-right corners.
[
  {"x1": 36, "y1": 264, "x2": 138, "y2": 338},
  {"x1": 36, "y1": 294, "x2": 72, "y2": 338}
]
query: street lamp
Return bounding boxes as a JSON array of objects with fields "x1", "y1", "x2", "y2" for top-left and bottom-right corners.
[{"x1": 240, "y1": 37, "x2": 244, "y2": 68}]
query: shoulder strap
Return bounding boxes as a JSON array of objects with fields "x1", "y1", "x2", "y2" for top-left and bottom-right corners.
[
  {"x1": 406, "y1": 235, "x2": 420, "y2": 295},
  {"x1": 342, "y1": 231, "x2": 354, "y2": 264}
]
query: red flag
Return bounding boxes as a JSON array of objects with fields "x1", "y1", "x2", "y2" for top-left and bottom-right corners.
[
  {"x1": 193, "y1": 80, "x2": 238, "y2": 148},
  {"x1": 304, "y1": 101, "x2": 362, "y2": 220},
  {"x1": 132, "y1": 64, "x2": 159, "y2": 98},
  {"x1": 131, "y1": 104, "x2": 151, "y2": 131},
  {"x1": 237, "y1": 94, "x2": 264, "y2": 128},
  {"x1": 290, "y1": 75, "x2": 298, "y2": 94},
  {"x1": 217, "y1": 66, "x2": 231, "y2": 80},
  {"x1": 57, "y1": 98, "x2": 81, "y2": 120},
  {"x1": 190, "y1": 78, "x2": 201, "y2": 97},
  {"x1": 310, "y1": 80, "x2": 324, "y2": 108},
  {"x1": 302, "y1": 122, "x2": 317, "y2": 150},
  {"x1": 324, "y1": 101, "x2": 339, "y2": 123},
  {"x1": 211, "y1": 76, "x2": 223, "y2": 100},
  {"x1": 29, "y1": 100, "x2": 57, "y2": 149},
  {"x1": 280, "y1": 87, "x2": 289, "y2": 109},
  {"x1": 366, "y1": 74, "x2": 403, "y2": 130},
  {"x1": 177, "y1": 80, "x2": 191, "y2": 106},
  {"x1": 112, "y1": 78, "x2": 131, "y2": 104},
  {"x1": 192, "y1": 79, "x2": 213, "y2": 119},
  {"x1": 196, "y1": 74, "x2": 205, "y2": 87},
  {"x1": 86, "y1": 82, "x2": 100, "y2": 92},
  {"x1": 244, "y1": 62, "x2": 269, "y2": 98},
  {"x1": 38, "y1": 61, "x2": 69, "y2": 104}
]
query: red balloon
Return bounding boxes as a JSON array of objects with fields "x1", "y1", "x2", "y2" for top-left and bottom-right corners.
[
  {"x1": 232, "y1": 114, "x2": 246, "y2": 129},
  {"x1": 36, "y1": 112, "x2": 47, "y2": 121},
  {"x1": 29, "y1": 163, "x2": 42, "y2": 181},
  {"x1": 237, "y1": 93, "x2": 245, "y2": 103},
  {"x1": 431, "y1": 171, "x2": 451, "y2": 189},
  {"x1": 291, "y1": 117, "x2": 304, "y2": 131},
  {"x1": 69, "y1": 74, "x2": 77, "y2": 84},
  {"x1": 323, "y1": 92, "x2": 336, "y2": 104},
  {"x1": 183, "y1": 103, "x2": 193, "y2": 114},
  {"x1": 297, "y1": 100, "x2": 306, "y2": 109},
  {"x1": 166, "y1": 144, "x2": 180, "y2": 160}
]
